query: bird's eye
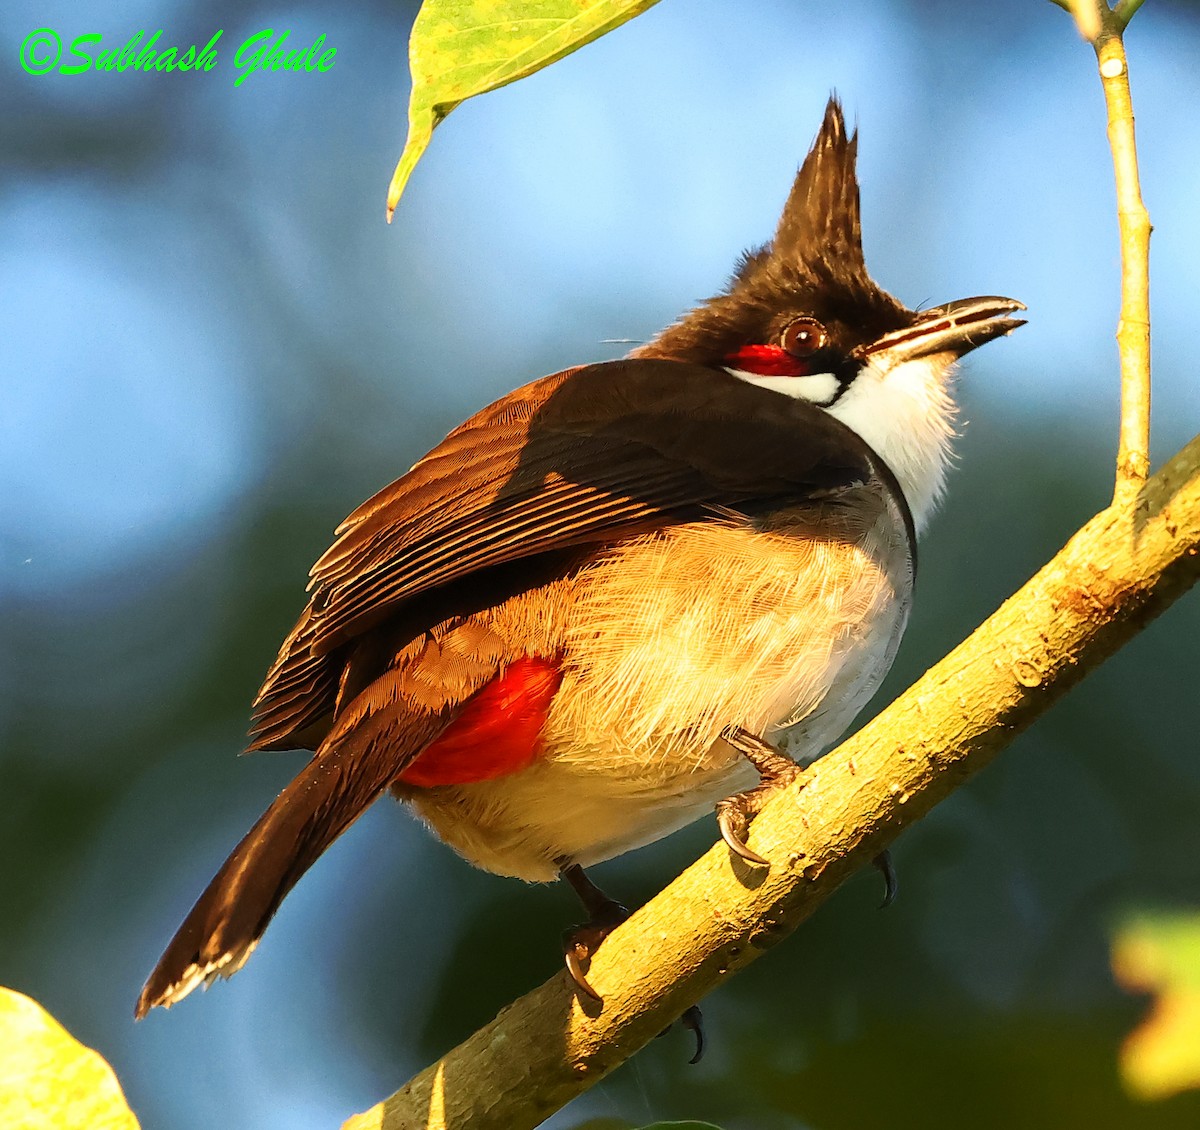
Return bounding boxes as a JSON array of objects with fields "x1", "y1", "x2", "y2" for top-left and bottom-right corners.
[{"x1": 780, "y1": 318, "x2": 828, "y2": 358}]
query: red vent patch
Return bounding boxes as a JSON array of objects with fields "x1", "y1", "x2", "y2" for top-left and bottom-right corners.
[{"x1": 398, "y1": 656, "x2": 563, "y2": 788}]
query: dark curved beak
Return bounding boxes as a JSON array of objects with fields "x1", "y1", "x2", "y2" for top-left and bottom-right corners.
[{"x1": 859, "y1": 295, "x2": 1027, "y2": 364}]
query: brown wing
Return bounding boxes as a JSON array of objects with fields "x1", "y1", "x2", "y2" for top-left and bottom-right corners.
[{"x1": 248, "y1": 359, "x2": 877, "y2": 751}]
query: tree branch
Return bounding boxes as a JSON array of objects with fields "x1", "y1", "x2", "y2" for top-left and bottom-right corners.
[{"x1": 344, "y1": 434, "x2": 1200, "y2": 1130}]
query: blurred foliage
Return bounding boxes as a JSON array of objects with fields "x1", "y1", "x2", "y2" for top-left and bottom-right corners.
[
  {"x1": 0, "y1": 988, "x2": 139, "y2": 1130},
  {"x1": 1113, "y1": 910, "x2": 1200, "y2": 1100},
  {"x1": 389, "y1": 0, "x2": 661, "y2": 213}
]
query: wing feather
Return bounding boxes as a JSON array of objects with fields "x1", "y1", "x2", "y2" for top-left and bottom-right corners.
[{"x1": 249, "y1": 359, "x2": 875, "y2": 750}]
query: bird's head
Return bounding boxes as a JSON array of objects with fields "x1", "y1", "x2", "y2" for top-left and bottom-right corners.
[{"x1": 635, "y1": 97, "x2": 1025, "y2": 531}]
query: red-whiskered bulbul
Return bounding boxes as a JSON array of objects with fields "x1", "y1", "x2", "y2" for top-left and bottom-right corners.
[{"x1": 136, "y1": 98, "x2": 1024, "y2": 1021}]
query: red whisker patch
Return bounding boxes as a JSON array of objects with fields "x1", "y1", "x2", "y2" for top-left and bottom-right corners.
[{"x1": 724, "y1": 344, "x2": 809, "y2": 377}]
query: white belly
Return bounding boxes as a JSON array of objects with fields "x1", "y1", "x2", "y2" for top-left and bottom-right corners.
[{"x1": 407, "y1": 505, "x2": 911, "y2": 880}]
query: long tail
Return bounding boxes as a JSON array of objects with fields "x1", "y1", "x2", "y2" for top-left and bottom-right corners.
[{"x1": 135, "y1": 744, "x2": 397, "y2": 1018}]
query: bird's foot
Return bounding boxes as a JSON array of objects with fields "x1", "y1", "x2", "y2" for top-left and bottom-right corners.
[
  {"x1": 560, "y1": 863, "x2": 629, "y2": 1001},
  {"x1": 717, "y1": 727, "x2": 804, "y2": 867},
  {"x1": 562, "y1": 908, "x2": 629, "y2": 1003},
  {"x1": 559, "y1": 863, "x2": 705, "y2": 1062}
]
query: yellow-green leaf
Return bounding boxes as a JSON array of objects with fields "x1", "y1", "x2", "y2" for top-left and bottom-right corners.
[
  {"x1": 387, "y1": 0, "x2": 662, "y2": 220},
  {"x1": 1112, "y1": 910, "x2": 1200, "y2": 1100},
  {"x1": 0, "y1": 987, "x2": 139, "y2": 1129}
]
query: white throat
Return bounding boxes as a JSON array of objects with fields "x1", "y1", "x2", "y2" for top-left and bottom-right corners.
[
  {"x1": 728, "y1": 355, "x2": 959, "y2": 535},
  {"x1": 825, "y1": 356, "x2": 958, "y2": 534}
]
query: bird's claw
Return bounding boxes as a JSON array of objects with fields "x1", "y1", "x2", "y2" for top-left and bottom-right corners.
[
  {"x1": 682, "y1": 1004, "x2": 705, "y2": 1063},
  {"x1": 717, "y1": 800, "x2": 771, "y2": 866},
  {"x1": 657, "y1": 1004, "x2": 705, "y2": 1063},
  {"x1": 563, "y1": 919, "x2": 616, "y2": 1001},
  {"x1": 872, "y1": 849, "x2": 898, "y2": 908},
  {"x1": 716, "y1": 727, "x2": 804, "y2": 868}
]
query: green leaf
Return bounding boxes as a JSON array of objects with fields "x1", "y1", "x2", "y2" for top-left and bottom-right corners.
[
  {"x1": 387, "y1": 0, "x2": 662, "y2": 219},
  {"x1": 0, "y1": 987, "x2": 140, "y2": 1130},
  {"x1": 1112, "y1": 909, "x2": 1200, "y2": 1099},
  {"x1": 632, "y1": 1123, "x2": 726, "y2": 1129}
]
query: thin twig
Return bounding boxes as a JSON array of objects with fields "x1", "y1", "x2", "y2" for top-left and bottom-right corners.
[
  {"x1": 1114, "y1": 0, "x2": 1148, "y2": 28},
  {"x1": 1097, "y1": 32, "x2": 1153, "y2": 505},
  {"x1": 1060, "y1": 0, "x2": 1153, "y2": 505}
]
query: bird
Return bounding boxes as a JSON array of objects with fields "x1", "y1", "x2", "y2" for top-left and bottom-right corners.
[{"x1": 135, "y1": 97, "x2": 1024, "y2": 1024}]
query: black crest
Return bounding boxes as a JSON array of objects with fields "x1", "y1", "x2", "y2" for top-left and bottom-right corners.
[
  {"x1": 773, "y1": 98, "x2": 866, "y2": 282},
  {"x1": 636, "y1": 97, "x2": 907, "y2": 365}
]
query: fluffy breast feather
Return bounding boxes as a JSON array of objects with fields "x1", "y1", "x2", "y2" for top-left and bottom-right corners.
[
  {"x1": 547, "y1": 490, "x2": 910, "y2": 761},
  {"x1": 406, "y1": 485, "x2": 912, "y2": 880}
]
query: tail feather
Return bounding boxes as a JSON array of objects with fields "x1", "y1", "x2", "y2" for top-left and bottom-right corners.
[{"x1": 135, "y1": 745, "x2": 398, "y2": 1018}]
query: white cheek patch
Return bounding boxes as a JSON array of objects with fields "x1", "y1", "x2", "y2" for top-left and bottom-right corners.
[
  {"x1": 729, "y1": 353, "x2": 962, "y2": 538},
  {"x1": 724, "y1": 368, "x2": 841, "y2": 405}
]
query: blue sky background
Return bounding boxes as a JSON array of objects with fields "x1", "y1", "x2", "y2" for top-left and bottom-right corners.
[{"x1": 3, "y1": 2, "x2": 1200, "y2": 1128}]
